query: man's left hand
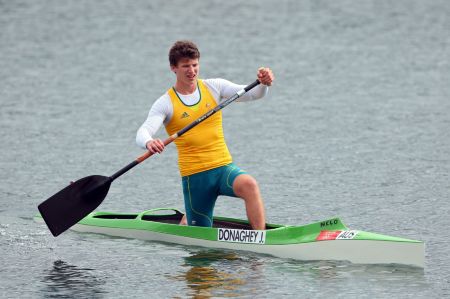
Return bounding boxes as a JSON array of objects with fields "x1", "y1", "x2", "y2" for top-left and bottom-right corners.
[{"x1": 257, "y1": 67, "x2": 274, "y2": 86}]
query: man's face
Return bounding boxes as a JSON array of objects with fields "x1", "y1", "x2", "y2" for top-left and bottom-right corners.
[{"x1": 171, "y1": 58, "x2": 199, "y2": 84}]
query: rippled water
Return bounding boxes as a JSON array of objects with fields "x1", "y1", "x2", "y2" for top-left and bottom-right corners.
[{"x1": 1, "y1": 0, "x2": 449, "y2": 297}]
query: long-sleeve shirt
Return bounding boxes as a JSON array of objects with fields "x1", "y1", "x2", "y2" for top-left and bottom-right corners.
[{"x1": 136, "y1": 78, "x2": 268, "y2": 149}]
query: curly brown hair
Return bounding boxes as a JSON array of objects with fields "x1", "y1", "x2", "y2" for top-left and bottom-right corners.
[{"x1": 168, "y1": 40, "x2": 200, "y2": 66}]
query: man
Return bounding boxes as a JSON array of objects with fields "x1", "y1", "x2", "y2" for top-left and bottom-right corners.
[{"x1": 136, "y1": 40, "x2": 274, "y2": 230}]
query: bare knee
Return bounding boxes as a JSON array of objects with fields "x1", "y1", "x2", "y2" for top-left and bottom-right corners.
[{"x1": 233, "y1": 175, "x2": 260, "y2": 198}]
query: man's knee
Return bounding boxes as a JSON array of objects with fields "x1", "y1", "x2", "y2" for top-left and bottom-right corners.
[{"x1": 233, "y1": 175, "x2": 260, "y2": 196}]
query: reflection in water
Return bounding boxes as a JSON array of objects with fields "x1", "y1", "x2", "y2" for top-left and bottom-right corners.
[
  {"x1": 171, "y1": 250, "x2": 263, "y2": 298},
  {"x1": 40, "y1": 260, "x2": 106, "y2": 298},
  {"x1": 274, "y1": 259, "x2": 426, "y2": 286}
]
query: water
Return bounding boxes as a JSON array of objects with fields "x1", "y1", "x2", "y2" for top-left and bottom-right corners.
[{"x1": 1, "y1": 0, "x2": 449, "y2": 297}]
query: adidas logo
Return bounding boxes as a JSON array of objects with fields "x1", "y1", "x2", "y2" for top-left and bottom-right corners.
[{"x1": 181, "y1": 112, "x2": 190, "y2": 118}]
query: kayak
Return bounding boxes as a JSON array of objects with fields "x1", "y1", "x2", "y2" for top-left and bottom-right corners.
[{"x1": 35, "y1": 208, "x2": 424, "y2": 268}]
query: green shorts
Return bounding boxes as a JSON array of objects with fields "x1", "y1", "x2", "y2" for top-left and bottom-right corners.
[{"x1": 181, "y1": 163, "x2": 246, "y2": 227}]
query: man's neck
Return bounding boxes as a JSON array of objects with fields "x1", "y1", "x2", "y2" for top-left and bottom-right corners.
[{"x1": 174, "y1": 81, "x2": 197, "y2": 95}]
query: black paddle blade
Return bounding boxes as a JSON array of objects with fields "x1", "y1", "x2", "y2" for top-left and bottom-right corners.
[{"x1": 38, "y1": 175, "x2": 112, "y2": 237}]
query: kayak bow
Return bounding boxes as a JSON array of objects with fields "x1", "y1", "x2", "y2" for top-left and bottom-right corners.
[{"x1": 35, "y1": 208, "x2": 424, "y2": 268}]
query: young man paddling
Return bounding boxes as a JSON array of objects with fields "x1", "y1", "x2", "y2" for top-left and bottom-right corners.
[{"x1": 136, "y1": 40, "x2": 274, "y2": 230}]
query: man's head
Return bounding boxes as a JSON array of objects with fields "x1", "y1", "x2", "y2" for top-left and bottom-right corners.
[{"x1": 169, "y1": 40, "x2": 200, "y2": 67}]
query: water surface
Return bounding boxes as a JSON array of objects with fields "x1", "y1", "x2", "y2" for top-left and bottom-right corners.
[{"x1": 1, "y1": 0, "x2": 449, "y2": 297}]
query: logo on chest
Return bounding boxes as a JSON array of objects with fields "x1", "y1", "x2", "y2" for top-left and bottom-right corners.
[{"x1": 180, "y1": 111, "x2": 190, "y2": 119}]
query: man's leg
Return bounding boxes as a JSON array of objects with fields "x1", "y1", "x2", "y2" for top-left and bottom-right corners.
[
  {"x1": 179, "y1": 214, "x2": 187, "y2": 225},
  {"x1": 232, "y1": 174, "x2": 266, "y2": 230},
  {"x1": 181, "y1": 171, "x2": 217, "y2": 227}
]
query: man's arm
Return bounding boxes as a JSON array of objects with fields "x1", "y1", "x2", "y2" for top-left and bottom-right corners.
[
  {"x1": 136, "y1": 95, "x2": 172, "y2": 153},
  {"x1": 205, "y1": 67, "x2": 274, "y2": 103}
]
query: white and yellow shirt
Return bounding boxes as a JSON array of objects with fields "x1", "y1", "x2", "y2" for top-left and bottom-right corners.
[{"x1": 136, "y1": 78, "x2": 268, "y2": 176}]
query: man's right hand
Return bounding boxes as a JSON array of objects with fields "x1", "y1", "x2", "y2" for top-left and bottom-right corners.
[{"x1": 146, "y1": 139, "x2": 165, "y2": 154}]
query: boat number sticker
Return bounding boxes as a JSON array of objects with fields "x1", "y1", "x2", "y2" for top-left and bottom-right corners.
[
  {"x1": 336, "y1": 230, "x2": 358, "y2": 240},
  {"x1": 317, "y1": 230, "x2": 358, "y2": 241},
  {"x1": 218, "y1": 228, "x2": 266, "y2": 244}
]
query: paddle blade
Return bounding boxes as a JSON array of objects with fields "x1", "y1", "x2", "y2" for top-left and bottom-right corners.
[{"x1": 38, "y1": 175, "x2": 112, "y2": 237}]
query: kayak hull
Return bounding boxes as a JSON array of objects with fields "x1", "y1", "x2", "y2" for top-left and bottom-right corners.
[
  {"x1": 72, "y1": 223, "x2": 424, "y2": 267},
  {"x1": 36, "y1": 208, "x2": 425, "y2": 268}
]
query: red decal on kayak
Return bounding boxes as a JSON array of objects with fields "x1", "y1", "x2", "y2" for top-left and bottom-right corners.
[{"x1": 316, "y1": 230, "x2": 342, "y2": 241}]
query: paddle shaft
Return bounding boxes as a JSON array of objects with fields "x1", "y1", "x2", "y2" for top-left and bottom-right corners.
[{"x1": 110, "y1": 80, "x2": 261, "y2": 181}]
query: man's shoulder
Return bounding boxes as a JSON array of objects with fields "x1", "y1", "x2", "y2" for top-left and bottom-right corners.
[
  {"x1": 155, "y1": 91, "x2": 171, "y2": 103},
  {"x1": 151, "y1": 92, "x2": 172, "y2": 114},
  {"x1": 202, "y1": 78, "x2": 231, "y2": 92},
  {"x1": 203, "y1": 78, "x2": 227, "y2": 85}
]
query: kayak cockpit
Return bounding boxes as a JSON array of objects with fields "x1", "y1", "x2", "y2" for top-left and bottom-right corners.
[{"x1": 91, "y1": 210, "x2": 280, "y2": 230}]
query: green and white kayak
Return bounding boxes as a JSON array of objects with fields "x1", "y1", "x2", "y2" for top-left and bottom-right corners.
[{"x1": 35, "y1": 208, "x2": 424, "y2": 268}]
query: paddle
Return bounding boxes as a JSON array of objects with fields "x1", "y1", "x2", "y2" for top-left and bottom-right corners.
[{"x1": 38, "y1": 79, "x2": 261, "y2": 236}]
